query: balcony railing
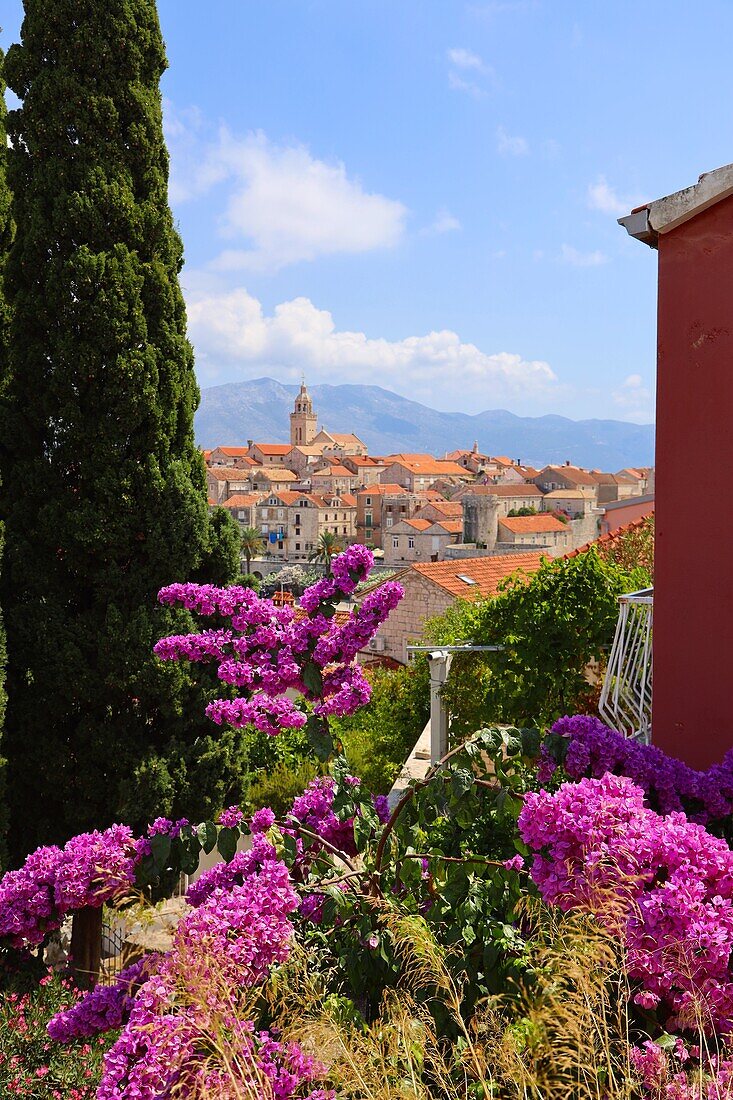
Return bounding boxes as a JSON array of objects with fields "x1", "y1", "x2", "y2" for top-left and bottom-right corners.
[{"x1": 599, "y1": 588, "x2": 653, "y2": 742}]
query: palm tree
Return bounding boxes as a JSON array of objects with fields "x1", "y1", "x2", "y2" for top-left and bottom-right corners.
[
  {"x1": 241, "y1": 527, "x2": 266, "y2": 574},
  {"x1": 308, "y1": 531, "x2": 343, "y2": 567}
]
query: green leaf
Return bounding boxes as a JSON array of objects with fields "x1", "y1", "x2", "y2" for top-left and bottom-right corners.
[
  {"x1": 302, "y1": 662, "x2": 324, "y2": 695},
  {"x1": 217, "y1": 826, "x2": 238, "y2": 862},
  {"x1": 305, "y1": 715, "x2": 334, "y2": 761},
  {"x1": 149, "y1": 833, "x2": 171, "y2": 869},
  {"x1": 197, "y1": 821, "x2": 218, "y2": 854}
]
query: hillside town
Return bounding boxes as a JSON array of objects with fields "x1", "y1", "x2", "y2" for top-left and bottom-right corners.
[{"x1": 205, "y1": 380, "x2": 654, "y2": 662}]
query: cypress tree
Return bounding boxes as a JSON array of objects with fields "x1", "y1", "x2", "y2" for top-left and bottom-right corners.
[
  {"x1": 0, "y1": 2, "x2": 239, "y2": 862},
  {"x1": 0, "y1": 49, "x2": 11, "y2": 868}
]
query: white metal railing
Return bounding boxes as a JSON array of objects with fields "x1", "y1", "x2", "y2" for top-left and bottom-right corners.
[{"x1": 599, "y1": 589, "x2": 653, "y2": 741}]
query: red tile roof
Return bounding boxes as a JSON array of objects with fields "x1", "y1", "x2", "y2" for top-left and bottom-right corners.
[
  {"x1": 409, "y1": 552, "x2": 545, "y2": 598},
  {"x1": 214, "y1": 446, "x2": 251, "y2": 457},
  {"x1": 312, "y1": 464, "x2": 354, "y2": 477},
  {"x1": 432, "y1": 519, "x2": 463, "y2": 534},
  {"x1": 357, "y1": 484, "x2": 410, "y2": 496},
  {"x1": 220, "y1": 493, "x2": 264, "y2": 509},
  {"x1": 251, "y1": 444, "x2": 293, "y2": 455},
  {"x1": 499, "y1": 515, "x2": 568, "y2": 534},
  {"x1": 417, "y1": 501, "x2": 463, "y2": 517},
  {"x1": 402, "y1": 518, "x2": 433, "y2": 531}
]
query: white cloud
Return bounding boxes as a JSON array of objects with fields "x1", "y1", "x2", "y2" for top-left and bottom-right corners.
[
  {"x1": 164, "y1": 107, "x2": 407, "y2": 273},
  {"x1": 587, "y1": 175, "x2": 646, "y2": 217},
  {"x1": 186, "y1": 286, "x2": 558, "y2": 408},
  {"x1": 421, "y1": 208, "x2": 462, "y2": 235},
  {"x1": 612, "y1": 374, "x2": 655, "y2": 422},
  {"x1": 446, "y1": 47, "x2": 495, "y2": 97},
  {"x1": 497, "y1": 126, "x2": 529, "y2": 157},
  {"x1": 447, "y1": 47, "x2": 486, "y2": 71},
  {"x1": 561, "y1": 244, "x2": 608, "y2": 267}
]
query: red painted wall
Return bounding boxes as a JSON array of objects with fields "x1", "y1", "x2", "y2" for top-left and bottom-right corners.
[{"x1": 653, "y1": 193, "x2": 733, "y2": 768}]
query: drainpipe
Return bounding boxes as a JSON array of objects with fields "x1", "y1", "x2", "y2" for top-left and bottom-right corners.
[{"x1": 428, "y1": 651, "x2": 453, "y2": 762}]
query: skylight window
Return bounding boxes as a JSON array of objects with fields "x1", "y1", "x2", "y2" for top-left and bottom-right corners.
[{"x1": 456, "y1": 574, "x2": 477, "y2": 585}]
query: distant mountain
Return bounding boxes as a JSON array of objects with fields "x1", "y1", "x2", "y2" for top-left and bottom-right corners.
[{"x1": 195, "y1": 377, "x2": 655, "y2": 470}]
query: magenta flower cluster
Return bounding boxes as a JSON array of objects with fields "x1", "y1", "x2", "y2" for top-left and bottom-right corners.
[
  {"x1": 287, "y1": 774, "x2": 390, "y2": 861},
  {"x1": 631, "y1": 1040, "x2": 733, "y2": 1098},
  {"x1": 95, "y1": 846, "x2": 324, "y2": 1099},
  {"x1": 0, "y1": 825, "x2": 138, "y2": 949},
  {"x1": 519, "y1": 773, "x2": 733, "y2": 1033},
  {"x1": 154, "y1": 545, "x2": 403, "y2": 735},
  {"x1": 542, "y1": 714, "x2": 733, "y2": 822},
  {"x1": 47, "y1": 956, "x2": 157, "y2": 1041}
]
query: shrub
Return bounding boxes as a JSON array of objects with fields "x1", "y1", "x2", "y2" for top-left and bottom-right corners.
[
  {"x1": 330, "y1": 661, "x2": 430, "y2": 792},
  {"x1": 0, "y1": 971, "x2": 114, "y2": 1098}
]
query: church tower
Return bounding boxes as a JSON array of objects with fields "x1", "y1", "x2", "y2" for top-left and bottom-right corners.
[{"x1": 290, "y1": 380, "x2": 318, "y2": 446}]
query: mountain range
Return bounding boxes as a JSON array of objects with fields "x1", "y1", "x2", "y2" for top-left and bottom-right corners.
[{"x1": 195, "y1": 378, "x2": 655, "y2": 470}]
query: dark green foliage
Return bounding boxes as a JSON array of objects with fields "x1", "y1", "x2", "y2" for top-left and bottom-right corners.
[
  {"x1": 427, "y1": 548, "x2": 649, "y2": 737},
  {"x1": 290, "y1": 731, "x2": 543, "y2": 1025},
  {"x1": 0, "y1": 2, "x2": 237, "y2": 862},
  {"x1": 196, "y1": 506, "x2": 241, "y2": 586},
  {"x1": 330, "y1": 662, "x2": 430, "y2": 792}
]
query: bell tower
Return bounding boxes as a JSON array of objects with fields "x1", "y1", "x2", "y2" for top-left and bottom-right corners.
[{"x1": 290, "y1": 379, "x2": 318, "y2": 446}]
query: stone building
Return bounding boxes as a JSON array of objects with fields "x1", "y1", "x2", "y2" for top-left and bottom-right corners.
[{"x1": 359, "y1": 553, "x2": 545, "y2": 664}]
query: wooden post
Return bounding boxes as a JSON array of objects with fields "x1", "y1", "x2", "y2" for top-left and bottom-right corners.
[{"x1": 70, "y1": 906, "x2": 103, "y2": 988}]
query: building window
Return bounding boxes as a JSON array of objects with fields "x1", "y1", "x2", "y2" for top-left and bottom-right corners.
[
  {"x1": 365, "y1": 497, "x2": 371, "y2": 506},
  {"x1": 365, "y1": 512, "x2": 372, "y2": 527},
  {"x1": 386, "y1": 517, "x2": 393, "y2": 527},
  {"x1": 408, "y1": 537, "x2": 415, "y2": 549},
  {"x1": 392, "y1": 537, "x2": 399, "y2": 549},
  {"x1": 295, "y1": 543, "x2": 301, "y2": 551}
]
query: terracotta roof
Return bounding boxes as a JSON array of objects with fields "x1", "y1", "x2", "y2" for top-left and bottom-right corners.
[
  {"x1": 288, "y1": 445, "x2": 325, "y2": 456},
  {"x1": 294, "y1": 607, "x2": 351, "y2": 626},
  {"x1": 251, "y1": 444, "x2": 292, "y2": 455},
  {"x1": 415, "y1": 501, "x2": 463, "y2": 518},
  {"x1": 492, "y1": 456, "x2": 514, "y2": 466},
  {"x1": 202, "y1": 450, "x2": 213, "y2": 461},
  {"x1": 326, "y1": 432, "x2": 366, "y2": 447},
  {"x1": 499, "y1": 515, "x2": 568, "y2": 534},
  {"x1": 207, "y1": 496, "x2": 217, "y2": 506},
  {"x1": 214, "y1": 446, "x2": 251, "y2": 457},
  {"x1": 357, "y1": 484, "x2": 409, "y2": 496},
  {"x1": 312, "y1": 464, "x2": 354, "y2": 477},
  {"x1": 408, "y1": 552, "x2": 545, "y2": 598},
  {"x1": 259, "y1": 490, "x2": 303, "y2": 507},
  {"x1": 543, "y1": 489, "x2": 594, "y2": 500},
  {"x1": 220, "y1": 493, "x2": 264, "y2": 508},
  {"x1": 432, "y1": 519, "x2": 463, "y2": 534},
  {"x1": 537, "y1": 466, "x2": 598, "y2": 487},
  {"x1": 402, "y1": 518, "x2": 433, "y2": 531},
  {"x1": 346, "y1": 455, "x2": 381, "y2": 466},
  {"x1": 465, "y1": 484, "x2": 544, "y2": 497},
  {"x1": 385, "y1": 459, "x2": 467, "y2": 476}
]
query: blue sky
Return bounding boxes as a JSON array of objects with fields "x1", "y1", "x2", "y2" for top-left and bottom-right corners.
[{"x1": 3, "y1": 1, "x2": 733, "y2": 422}]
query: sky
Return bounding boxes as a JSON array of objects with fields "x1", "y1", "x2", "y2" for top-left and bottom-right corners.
[{"x1": 3, "y1": 1, "x2": 733, "y2": 424}]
